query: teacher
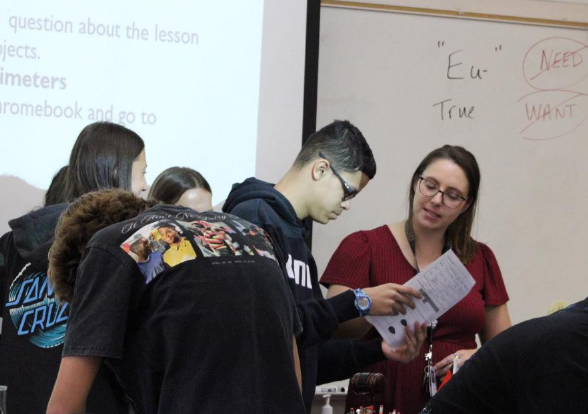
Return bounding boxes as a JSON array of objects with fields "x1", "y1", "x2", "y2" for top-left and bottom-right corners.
[{"x1": 321, "y1": 145, "x2": 511, "y2": 414}]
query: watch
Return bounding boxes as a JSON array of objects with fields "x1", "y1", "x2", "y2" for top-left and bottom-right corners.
[{"x1": 353, "y1": 288, "x2": 372, "y2": 317}]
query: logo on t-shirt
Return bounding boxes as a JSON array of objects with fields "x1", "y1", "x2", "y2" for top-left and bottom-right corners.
[
  {"x1": 285, "y1": 254, "x2": 313, "y2": 290},
  {"x1": 121, "y1": 215, "x2": 278, "y2": 283},
  {"x1": 5, "y1": 263, "x2": 68, "y2": 348}
]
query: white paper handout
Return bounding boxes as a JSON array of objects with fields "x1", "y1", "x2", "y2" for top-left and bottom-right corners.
[{"x1": 366, "y1": 249, "x2": 475, "y2": 350}]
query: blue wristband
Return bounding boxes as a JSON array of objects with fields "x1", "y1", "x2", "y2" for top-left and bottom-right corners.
[{"x1": 353, "y1": 288, "x2": 372, "y2": 317}]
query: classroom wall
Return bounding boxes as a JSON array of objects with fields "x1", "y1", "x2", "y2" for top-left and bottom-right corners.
[
  {"x1": 311, "y1": 1, "x2": 588, "y2": 402},
  {"x1": 313, "y1": 0, "x2": 588, "y2": 329},
  {"x1": 255, "y1": 0, "x2": 307, "y2": 182}
]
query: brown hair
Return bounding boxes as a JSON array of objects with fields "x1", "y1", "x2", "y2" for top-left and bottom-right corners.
[
  {"x1": 64, "y1": 122, "x2": 145, "y2": 201},
  {"x1": 49, "y1": 189, "x2": 156, "y2": 302},
  {"x1": 408, "y1": 145, "x2": 480, "y2": 264},
  {"x1": 148, "y1": 167, "x2": 212, "y2": 204},
  {"x1": 44, "y1": 165, "x2": 69, "y2": 206}
]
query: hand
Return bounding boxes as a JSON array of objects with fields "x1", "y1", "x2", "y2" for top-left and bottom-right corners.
[
  {"x1": 365, "y1": 283, "x2": 423, "y2": 316},
  {"x1": 381, "y1": 322, "x2": 427, "y2": 363},
  {"x1": 433, "y1": 348, "x2": 476, "y2": 377}
]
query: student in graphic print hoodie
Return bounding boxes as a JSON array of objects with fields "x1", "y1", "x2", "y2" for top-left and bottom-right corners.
[{"x1": 224, "y1": 120, "x2": 428, "y2": 411}]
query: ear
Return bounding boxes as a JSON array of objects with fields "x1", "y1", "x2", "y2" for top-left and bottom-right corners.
[
  {"x1": 460, "y1": 198, "x2": 473, "y2": 213},
  {"x1": 311, "y1": 159, "x2": 329, "y2": 182},
  {"x1": 358, "y1": 173, "x2": 371, "y2": 191}
]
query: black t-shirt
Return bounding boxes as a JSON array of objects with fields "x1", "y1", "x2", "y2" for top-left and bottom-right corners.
[
  {"x1": 63, "y1": 206, "x2": 305, "y2": 414},
  {"x1": 424, "y1": 297, "x2": 588, "y2": 414}
]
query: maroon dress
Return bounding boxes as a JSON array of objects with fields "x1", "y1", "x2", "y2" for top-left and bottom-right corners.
[{"x1": 320, "y1": 225, "x2": 509, "y2": 414}]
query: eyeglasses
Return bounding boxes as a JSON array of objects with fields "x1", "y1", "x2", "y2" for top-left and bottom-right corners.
[
  {"x1": 418, "y1": 176, "x2": 467, "y2": 209},
  {"x1": 318, "y1": 151, "x2": 359, "y2": 201}
]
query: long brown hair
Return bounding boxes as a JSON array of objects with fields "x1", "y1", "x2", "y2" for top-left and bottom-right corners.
[
  {"x1": 407, "y1": 145, "x2": 480, "y2": 264},
  {"x1": 49, "y1": 189, "x2": 157, "y2": 302},
  {"x1": 64, "y1": 122, "x2": 145, "y2": 201}
]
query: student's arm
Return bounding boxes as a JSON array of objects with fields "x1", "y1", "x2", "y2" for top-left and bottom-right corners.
[
  {"x1": 49, "y1": 247, "x2": 136, "y2": 412},
  {"x1": 295, "y1": 279, "x2": 421, "y2": 348},
  {"x1": 228, "y1": 201, "x2": 341, "y2": 347},
  {"x1": 228, "y1": 201, "x2": 383, "y2": 347},
  {"x1": 317, "y1": 339, "x2": 382, "y2": 384},
  {"x1": 319, "y1": 231, "x2": 422, "y2": 344},
  {"x1": 293, "y1": 336, "x2": 302, "y2": 392},
  {"x1": 317, "y1": 323, "x2": 427, "y2": 384},
  {"x1": 327, "y1": 283, "x2": 422, "y2": 339},
  {"x1": 46, "y1": 356, "x2": 102, "y2": 414},
  {"x1": 0, "y1": 232, "x2": 13, "y2": 341}
]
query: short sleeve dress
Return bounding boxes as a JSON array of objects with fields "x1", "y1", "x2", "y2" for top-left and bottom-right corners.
[{"x1": 320, "y1": 225, "x2": 509, "y2": 414}]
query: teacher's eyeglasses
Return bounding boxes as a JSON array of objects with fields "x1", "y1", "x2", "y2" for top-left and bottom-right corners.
[
  {"x1": 418, "y1": 177, "x2": 467, "y2": 209},
  {"x1": 319, "y1": 151, "x2": 359, "y2": 201}
]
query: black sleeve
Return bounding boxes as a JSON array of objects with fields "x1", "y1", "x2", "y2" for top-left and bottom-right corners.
[
  {"x1": 427, "y1": 307, "x2": 588, "y2": 414},
  {"x1": 428, "y1": 325, "x2": 520, "y2": 414},
  {"x1": 230, "y1": 200, "x2": 360, "y2": 348},
  {"x1": 295, "y1": 290, "x2": 359, "y2": 348},
  {"x1": 529, "y1": 371, "x2": 588, "y2": 413},
  {"x1": 316, "y1": 338, "x2": 385, "y2": 385},
  {"x1": 0, "y1": 232, "x2": 13, "y2": 344},
  {"x1": 63, "y1": 246, "x2": 137, "y2": 359},
  {"x1": 522, "y1": 311, "x2": 588, "y2": 413},
  {"x1": 284, "y1": 277, "x2": 303, "y2": 337}
]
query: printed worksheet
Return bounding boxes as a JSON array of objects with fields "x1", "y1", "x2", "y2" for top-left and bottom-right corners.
[{"x1": 366, "y1": 250, "x2": 475, "y2": 349}]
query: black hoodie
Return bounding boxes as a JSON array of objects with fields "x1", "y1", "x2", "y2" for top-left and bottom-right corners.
[
  {"x1": 0, "y1": 204, "x2": 124, "y2": 414},
  {"x1": 224, "y1": 178, "x2": 385, "y2": 411}
]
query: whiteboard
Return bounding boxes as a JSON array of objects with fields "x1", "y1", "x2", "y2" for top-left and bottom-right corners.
[{"x1": 314, "y1": 4, "x2": 588, "y2": 325}]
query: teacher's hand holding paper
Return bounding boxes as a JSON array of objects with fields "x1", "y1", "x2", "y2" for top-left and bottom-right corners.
[{"x1": 367, "y1": 250, "x2": 476, "y2": 350}]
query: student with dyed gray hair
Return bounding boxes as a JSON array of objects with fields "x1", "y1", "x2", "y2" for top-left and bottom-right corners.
[{"x1": 223, "y1": 120, "x2": 427, "y2": 411}]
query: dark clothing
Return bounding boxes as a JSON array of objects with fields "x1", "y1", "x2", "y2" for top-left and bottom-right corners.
[
  {"x1": 137, "y1": 251, "x2": 165, "y2": 283},
  {"x1": 316, "y1": 339, "x2": 388, "y2": 386},
  {"x1": 63, "y1": 206, "x2": 305, "y2": 414},
  {"x1": 0, "y1": 204, "x2": 124, "y2": 414},
  {"x1": 223, "y1": 178, "x2": 384, "y2": 411},
  {"x1": 424, "y1": 297, "x2": 588, "y2": 414}
]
